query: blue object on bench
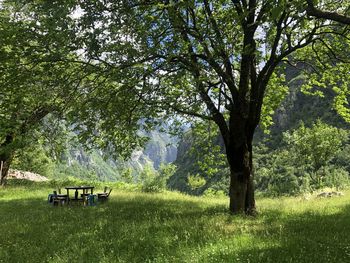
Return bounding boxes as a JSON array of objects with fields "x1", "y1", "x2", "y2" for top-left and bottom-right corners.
[
  {"x1": 48, "y1": 194, "x2": 54, "y2": 204},
  {"x1": 87, "y1": 194, "x2": 97, "y2": 206}
]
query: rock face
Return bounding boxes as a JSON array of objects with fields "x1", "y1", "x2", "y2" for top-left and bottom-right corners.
[
  {"x1": 54, "y1": 129, "x2": 178, "y2": 181},
  {"x1": 143, "y1": 131, "x2": 177, "y2": 169},
  {"x1": 7, "y1": 169, "x2": 48, "y2": 182}
]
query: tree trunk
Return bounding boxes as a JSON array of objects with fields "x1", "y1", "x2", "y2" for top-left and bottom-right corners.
[
  {"x1": 0, "y1": 134, "x2": 14, "y2": 186},
  {"x1": 225, "y1": 114, "x2": 256, "y2": 215},
  {"x1": 229, "y1": 144, "x2": 256, "y2": 215},
  {"x1": 0, "y1": 158, "x2": 12, "y2": 186}
]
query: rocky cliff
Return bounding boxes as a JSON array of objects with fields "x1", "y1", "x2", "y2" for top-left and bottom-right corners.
[{"x1": 55, "y1": 130, "x2": 177, "y2": 181}]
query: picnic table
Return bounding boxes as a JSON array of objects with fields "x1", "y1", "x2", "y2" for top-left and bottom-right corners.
[{"x1": 65, "y1": 186, "x2": 94, "y2": 206}]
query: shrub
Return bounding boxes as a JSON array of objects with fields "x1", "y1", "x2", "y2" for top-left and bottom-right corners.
[
  {"x1": 319, "y1": 166, "x2": 350, "y2": 190},
  {"x1": 120, "y1": 167, "x2": 134, "y2": 183},
  {"x1": 187, "y1": 174, "x2": 206, "y2": 190},
  {"x1": 140, "y1": 163, "x2": 177, "y2": 193}
]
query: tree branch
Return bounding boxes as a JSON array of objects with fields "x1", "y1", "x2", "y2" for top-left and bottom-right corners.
[{"x1": 305, "y1": 0, "x2": 350, "y2": 25}]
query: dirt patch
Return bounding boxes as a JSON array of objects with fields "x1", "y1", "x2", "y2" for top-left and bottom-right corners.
[
  {"x1": 7, "y1": 169, "x2": 49, "y2": 182},
  {"x1": 317, "y1": 191, "x2": 344, "y2": 198}
]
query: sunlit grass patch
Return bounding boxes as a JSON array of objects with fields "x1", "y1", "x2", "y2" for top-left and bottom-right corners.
[{"x1": 1, "y1": 185, "x2": 350, "y2": 262}]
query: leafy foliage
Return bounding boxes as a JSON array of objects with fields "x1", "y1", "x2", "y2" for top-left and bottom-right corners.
[
  {"x1": 283, "y1": 120, "x2": 348, "y2": 173},
  {"x1": 295, "y1": 29, "x2": 350, "y2": 122},
  {"x1": 260, "y1": 72, "x2": 289, "y2": 132},
  {"x1": 0, "y1": 1, "x2": 94, "y2": 183},
  {"x1": 254, "y1": 121, "x2": 350, "y2": 196}
]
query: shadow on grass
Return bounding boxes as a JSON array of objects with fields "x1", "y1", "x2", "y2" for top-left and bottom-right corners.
[
  {"x1": 1, "y1": 193, "x2": 350, "y2": 262},
  {"x1": 0, "y1": 193, "x2": 228, "y2": 262},
  {"x1": 203, "y1": 204, "x2": 350, "y2": 263}
]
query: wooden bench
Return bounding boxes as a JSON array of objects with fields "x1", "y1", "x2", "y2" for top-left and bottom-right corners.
[
  {"x1": 97, "y1": 187, "x2": 112, "y2": 202},
  {"x1": 51, "y1": 189, "x2": 68, "y2": 206}
]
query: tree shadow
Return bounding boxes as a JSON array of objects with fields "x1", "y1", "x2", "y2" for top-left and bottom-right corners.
[
  {"x1": 1, "y1": 193, "x2": 350, "y2": 262},
  {"x1": 0, "y1": 193, "x2": 228, "y2": 262},
  {"x1": 203, "y1": 204, "x2": 350, "y2": 262}
]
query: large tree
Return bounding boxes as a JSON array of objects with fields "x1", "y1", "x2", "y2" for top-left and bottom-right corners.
[
  {"x1": 64, "y1": 0, "x2": 349, "y2": 214},
  {"x1": 0, "y1": 0, "x2": 149, "y2": 185},
  {"x1": 4, "y1": 1, "x2": 349, "y2": 214}
]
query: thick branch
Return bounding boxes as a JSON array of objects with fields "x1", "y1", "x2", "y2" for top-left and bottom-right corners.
[
  {"x1": 20, "y1": 106, "x2": 54, "y2": 135},
  {"x1": 306, "y1": 0, "x2": 350, "y2": 25},
  {"x1": 170, "y1": 106, "x2": 213, "y2": 120},
  {"x1": 165, "y1": 2, "x2": 230, "y2": 143}
]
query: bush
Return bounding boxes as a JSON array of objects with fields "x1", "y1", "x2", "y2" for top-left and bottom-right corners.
[
  {"x1": 187, "y1": 174, "x2": 206, "y2": 190},
  {"x1": 140, "y1": 163, "x2": 177, "y2": 193},
  {"x1": 266, "y1": 173, "x2": 300, "y2": 197},
  {"x1": 318, "y1": 166, "x2": 350, "y2": 190}
]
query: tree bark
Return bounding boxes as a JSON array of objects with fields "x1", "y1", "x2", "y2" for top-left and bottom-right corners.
[
  {"x1": 0, "y1": 158, "x2": 13, "y2": 186},
  {"x1": 0, "y1": 135, "x2": 14, "y2": 186},
  {"x1": 225, "y1": 110, "x2": 256, "y2": 215},
  {"x1": 227, "y1": 140, "x2": 256, "y2": 215}
]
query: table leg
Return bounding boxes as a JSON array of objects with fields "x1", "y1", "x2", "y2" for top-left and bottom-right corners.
[
  {"x1": 83, "y1": 189, "x2": 87, "y2": 206},
  {"x1": 75, "y1": 190, "x2": 78, "y2": 200}
]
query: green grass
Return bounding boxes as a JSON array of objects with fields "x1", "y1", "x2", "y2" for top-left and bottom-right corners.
[{"x1": 1, "y1": 185, "x2": 350, "y2": 262}]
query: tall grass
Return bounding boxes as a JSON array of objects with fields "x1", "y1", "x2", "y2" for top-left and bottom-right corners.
[{"x1": 1, "y1": 183, "x2": 350, "y2": 262}]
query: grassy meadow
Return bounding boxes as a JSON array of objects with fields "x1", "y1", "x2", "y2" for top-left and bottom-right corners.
[{"x1": 1, "y1": 183, "x2": 350, "y2": 262}]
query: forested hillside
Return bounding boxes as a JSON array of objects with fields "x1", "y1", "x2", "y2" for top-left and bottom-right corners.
[{"x1": 169, "y1": 65, "x2": 350, "y2": 196}]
